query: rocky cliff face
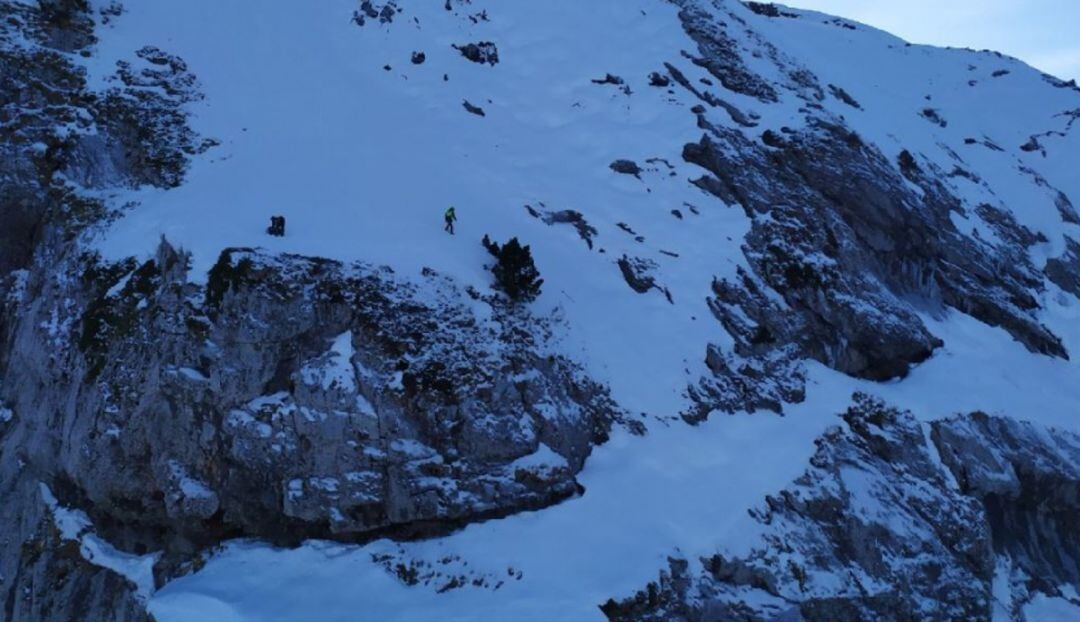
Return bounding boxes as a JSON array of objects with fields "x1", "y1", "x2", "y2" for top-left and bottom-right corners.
[
  {"x1": 2, "y1": 0, "x2": 1080, "y2": 620},
  {"x1": 598, "y1": 5, "x2": 1080, "y2": 619},
  {"x1": 673, "y1": 3, "x2": 1072, "y2": 420},
  {"x1": 3, "y1": 239, "x2": 620, "y2": 605},
  {"x1": 604, "y1": 397, "x2": 1080, "y2": 621},
  {"x1": 1, "y1": 2, "x2": 623, "y2": 618}
]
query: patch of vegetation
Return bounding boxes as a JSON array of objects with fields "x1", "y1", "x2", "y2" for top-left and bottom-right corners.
[
  {"x1": 898, "y1": 149, "x2": 921, "y2": 179},
  {"x1": 96, "y1": 90, "x2": 192, "y2": 188},
  {"x1": 401, "y1": 360, "x2": 458, "y2": 405},
  {"x1": 78, "y1": 258, "x2": 160, "y2": 379},
  {"x1": 206, "y1": 250, "x2": 255, "y2": 311},
  {"x1": 481, "y1": 235, "x2": 543, "y2": 303}
]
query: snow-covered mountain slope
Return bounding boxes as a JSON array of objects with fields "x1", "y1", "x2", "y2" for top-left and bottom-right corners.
[
  {"x1": 2, "y1": 0, "x2": 1080, "y2": 620},
  {"x1": 85, "y1": 0, "x2": 738, "y2": 417}
]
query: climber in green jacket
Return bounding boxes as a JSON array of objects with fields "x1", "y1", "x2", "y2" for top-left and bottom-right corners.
[{"x1": 444, "y1": 206, "x2": 457, "y2": 235}]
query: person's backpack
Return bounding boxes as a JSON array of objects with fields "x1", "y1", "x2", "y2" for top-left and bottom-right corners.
[{"x1": 267, "y1": 215, "x2": 286, "y2": 236}]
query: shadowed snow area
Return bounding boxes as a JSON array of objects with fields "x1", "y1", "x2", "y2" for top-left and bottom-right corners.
[{"x1": 68, "y1": 0, "x2": 1080, "y2": 619}]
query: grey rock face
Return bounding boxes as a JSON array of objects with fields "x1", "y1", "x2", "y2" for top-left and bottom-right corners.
[
  {"x1": 3, "y1": 480, "x2": 151, "y2": 622},
  {"x1": 7, "y1": 528, "x2": 150, "y2": 622},
  {"x1": 0, "y1": 3, "x2": 621, "y2": 619},
  {"x1": 1045, "y1": 237, "x2": 1080, "y2": 298},
  {"x1": 605, "y1": 397, "x2": 1080, "y2": 622},
  {"x1": 681, "y1": 117, "x2": 1069, "y2": 417},
  {"x1": 684, "y1": 266, "x2": 807, "y2": 418},
  {"x1": 667, "y1": 3, "x2": 1077, "y2": 419},
  {"x1": 605, "y1": 395, "x2": 993, "y2": 621},
  {"x1": 4, "y1": 1, "x2": 1080, "y2": 620},
  {"x1": 932, "y1": 414, "x2": 1080, "y2": 604},
  {"x1": 0, "y1": 4, "x2": 627, "y2": 620},
  {"x1": 670, "y1": 0, "x2": 779, "y2": 103},
  {"x1": 0, "y1": 0, "x2": 204, "y2": 279},
  {"x1": 2, "y1": 243, "x2": 621, "y2": 577},
  {"x1": 1, "y1": 4, "x2": 215, "y2": 618},
  {"x1": 688, "y1": 120, "x2": 1064, "y2": 377}
]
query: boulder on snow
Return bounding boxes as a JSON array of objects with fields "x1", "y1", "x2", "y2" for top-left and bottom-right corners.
[
  {"x1": 609, "y1": 159, "x2": 642, "y2": 178},
  {"x1": 453, "y1": 41, "x2": 499, "y2": 65}
]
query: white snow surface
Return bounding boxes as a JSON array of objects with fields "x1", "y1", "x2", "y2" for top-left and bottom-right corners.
[
  {"x1": 69, "y1": 0, "x2": 1080, "y2": 619},
  {"x1": 510, "y1": 442, "x2": 569, "y2": 471},
  {"x1": 1024, "y1": 591, "x2": 1080, "y2": 622},
  {"x1": 299, "y1": 331, "x2": 360, "y2": 394}
]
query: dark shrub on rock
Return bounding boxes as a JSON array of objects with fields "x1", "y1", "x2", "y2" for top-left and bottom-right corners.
[{"x1": 482, "y1": 235, "x2": 544, "y2": 302}]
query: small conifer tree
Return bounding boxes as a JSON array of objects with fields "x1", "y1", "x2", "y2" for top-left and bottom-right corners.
[{"x1": 481, "y1": 235, "x2": 544, "y2": 302}]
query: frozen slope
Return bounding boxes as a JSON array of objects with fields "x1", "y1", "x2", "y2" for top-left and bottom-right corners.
[
  {"x1": 61, "y1": 0, "x2": 1080, "y2": 619},
  {"x1": 87, "y1": 0, "x2": 743, "y2": 417}
]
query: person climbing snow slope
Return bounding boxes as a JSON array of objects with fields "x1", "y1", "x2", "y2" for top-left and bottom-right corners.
[{"x1": 444, "y1": 206, "x2": 457, "y2": 234}]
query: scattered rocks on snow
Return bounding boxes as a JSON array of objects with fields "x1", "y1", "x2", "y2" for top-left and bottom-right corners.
[
  {"x1": 744, "y1": 2, "x2": 798, "y2": 18},
  {"x1": 467, "y1": 10, "x2": 490, "y2": 24},
  {"x1": 921, "y1": 107, "x2": 948, "y2": 127},
  {"x1": 647, "y1": 71, "x2": 670, "y2": 87},
  {"x1": 453, "y1": 41, "x2": 499, "y2": 65},
  {"x1": 1020, "y1": 136, "x2": 1042, "y2": 152},
  {"x1": 645, "y1": 157, "x2": 677, "y2": 177},
  {"x1": 828, "y1": 83, "x2": 861, "y2": 109},
  {"x1": 462, "y1": 99, "x2": 486, "y2": 116},
  {"x1": 617, "y1": 256, "x2": 673, "y2": 303},
  {"x1": 616, "y1": 222, "x2": 644, "y2": 242},
  {"x1": 353, "y1": 0, "x2": 398, "y2": 26},
  {"x1": 617, "y1": 256, "x2": 657, "y2": 294},
  {"x1": 1043, "y1": 74, "x2": 1080, "y2": 93},
  {"x1": 592, "y1": 73, "x2": 631, "y2": 95},
  {"x1": 610, "y1": 159, "x2": 643, "y2": 178},
  {"x1": 1063, "y1": 108, "x2": 1080, "y2": 130},
  {"x1": 672, "y1": 1, "x2": 780, "y2": 102},
  {"x1": 526, "y1": 205, "x2": 598, "y2": 249},
  {"x1": 592, "y1": 73, "x2": 625, "y2": 86},
  {"x1": 664, "y1": 62, "x2": 759, "y2": 127},
  {"x1": 744, "y1": 1, "x2": 782, "y2": 17}
]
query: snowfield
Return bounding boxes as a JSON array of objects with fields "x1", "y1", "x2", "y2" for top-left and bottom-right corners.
[{"x1": 69, "y1": 0, "x2": 1080, "y2": 619}]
